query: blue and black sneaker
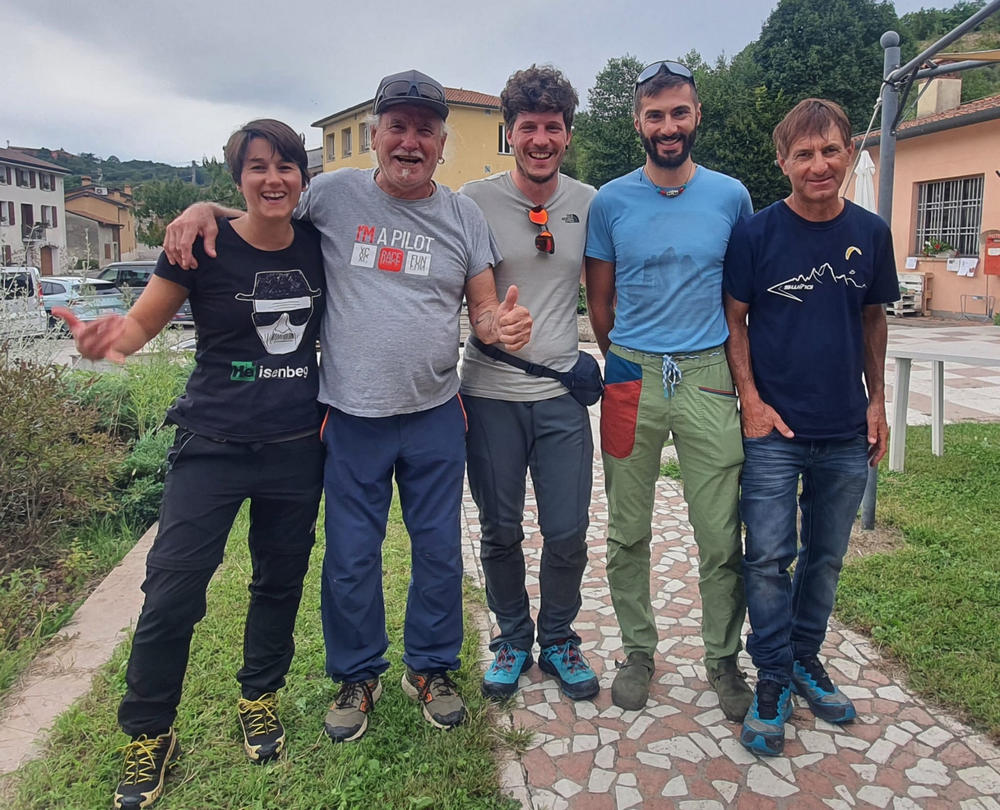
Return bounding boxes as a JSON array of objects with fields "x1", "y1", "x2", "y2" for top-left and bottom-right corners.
[
  {"x1": 481, "y1": 642, "x2": 533, "y2": 700},
  {"x1": 538, "y1": 639, "x2": 600, "y2": 701},
  {"x1": 791, "y1": 655, "x2": 856, "y2": 724},
  {"x1": 741, "y1": 679, "x2": 793, "y2": 756}
]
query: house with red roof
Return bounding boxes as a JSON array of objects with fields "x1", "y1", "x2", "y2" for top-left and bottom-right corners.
[
  {"x1": 857, "y1": 77, "x2": 1000, "y2": 319},
  {"x1": 312, "y1": 87, "x2": 515, "y2": 191}
]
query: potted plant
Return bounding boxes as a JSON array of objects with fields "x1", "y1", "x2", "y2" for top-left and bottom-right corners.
[{"x1": 922, "y1": 238, "x2": 957, "y2": 258}]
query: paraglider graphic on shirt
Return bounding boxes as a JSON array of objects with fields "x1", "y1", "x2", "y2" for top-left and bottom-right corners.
[{"x1": 234, "y1": 270, "x2": 322, "y2": 355}]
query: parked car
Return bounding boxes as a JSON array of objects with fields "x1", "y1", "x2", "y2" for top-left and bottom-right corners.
[
  {"x1": 0, "y1": 266, "x2": 47, "y2": 341},
  {"x1": 97, "y1": 259, "x2": 193, "y2": 325},
  {"x1": 39, "y1": 276, "x2": 130, "y2": 330}
]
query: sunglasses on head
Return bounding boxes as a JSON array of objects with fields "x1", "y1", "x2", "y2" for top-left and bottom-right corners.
[
  {"x1": 528, "y1": 205, "x2": 554, "y2": 254},
  {"x1": 375, "y1": 79, "x2": 446, "y2": 107},
  {"x1": 635, "y1": 60, "x2": 695, "y2": 88}
]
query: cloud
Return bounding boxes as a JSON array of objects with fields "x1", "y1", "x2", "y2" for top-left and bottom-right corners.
[{"x1": 3, "y1": 0, "x2": 937, "y2": 165}]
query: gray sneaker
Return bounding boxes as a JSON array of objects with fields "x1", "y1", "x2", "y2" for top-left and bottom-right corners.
[
  {"x1": 611, "y1": 651, "x2": 654, "y2": 710},
  {"x1": 324, "y1": 678, "x2": 381, "y2": 743},
  {"x1": 401, "y1": 668, "x2": 467, "y2": 729}
]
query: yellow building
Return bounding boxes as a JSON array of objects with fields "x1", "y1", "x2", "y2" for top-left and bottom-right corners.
[
  {"x1": 312, "y1": 88, "x2": 516, "y2": 190},
  {"x1": 64, "y1": 178, "x2": 138, "y2": 264}
]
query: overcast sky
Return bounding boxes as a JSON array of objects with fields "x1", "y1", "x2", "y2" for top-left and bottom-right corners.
[{"x1": 4, "y1": 0, "x2": 938, "y2": 166}]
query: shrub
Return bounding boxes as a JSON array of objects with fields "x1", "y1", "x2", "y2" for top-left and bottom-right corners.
[
  {"x1": 63, "y1": 337, "x2": 193, "y2": 440},
  {"x1": 0, "y1": 352, "x2": 125, "y2": 572},
  {"x1": 116, "y1": 428, "x2": 175, "y2": 527}
]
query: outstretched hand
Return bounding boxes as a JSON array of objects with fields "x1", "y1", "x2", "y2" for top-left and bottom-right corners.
[
  {"x1": 52, "y1": 307, "x2": 128, "y2": 364},
  {"x1": 496, "y1": 285, "x2": 532, "y2": 352}
]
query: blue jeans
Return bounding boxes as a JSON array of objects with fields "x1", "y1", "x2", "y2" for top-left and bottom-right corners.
[{"x1": 740, "y1": 433, "x2": 869, "y2": 683}]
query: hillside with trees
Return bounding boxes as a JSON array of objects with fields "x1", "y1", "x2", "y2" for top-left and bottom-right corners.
[{"x1": 570, "y1": 0, "x2": 1000, "y2": 208}]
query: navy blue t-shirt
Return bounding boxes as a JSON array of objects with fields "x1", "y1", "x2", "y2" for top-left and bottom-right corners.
[
  {"x1": 156, "y1": 218, "x2": 325, "y2": 442},
  {"x1": 723, "y1": 200, "x2": 899, "y2": 440}
]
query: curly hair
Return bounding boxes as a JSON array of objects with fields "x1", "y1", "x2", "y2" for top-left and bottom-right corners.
[{"x1": 501, "y1": 65, "x2": 579, "y2": 131}]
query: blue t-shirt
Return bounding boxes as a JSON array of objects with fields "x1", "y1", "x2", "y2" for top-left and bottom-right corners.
[
  {"x1": 585, "y1": 166, "x2": 753, "y2": 353},
  {"x1": 723, "y1": 199, "x2": 899, "y2": 440}
]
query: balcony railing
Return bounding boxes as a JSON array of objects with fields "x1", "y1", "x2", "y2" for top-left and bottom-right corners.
[{"x1": 22, "y1": 223, "x2": 46, "y2": 241}]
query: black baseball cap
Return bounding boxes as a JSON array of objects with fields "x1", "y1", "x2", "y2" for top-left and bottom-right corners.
[{"x1": 373, "y1": 70, "x2": 449, "y2": 120}]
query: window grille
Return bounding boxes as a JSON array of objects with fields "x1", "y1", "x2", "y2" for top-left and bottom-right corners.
[{"x1": 915, "y1": 175, "x2": 984, "y2": 256}]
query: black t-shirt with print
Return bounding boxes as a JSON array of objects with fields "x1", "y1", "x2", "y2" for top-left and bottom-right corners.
[{"x1": 156, "y1": 217, "x2": 325, "y2": 441}]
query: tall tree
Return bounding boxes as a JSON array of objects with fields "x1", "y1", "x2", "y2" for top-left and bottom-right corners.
[
  {"x1": 692, "y1": 49, "x2": 791, "y2": 209},
  {"x1": 573, "y1": 55, "x2": 646, "y2": 188},
  {"x1": 135, "y1": 179, "x2": 206, "y2": 246},
  {"x1": 200, "y1": 157, "x2": 245, "y2": 210},
  {"x1": 751, "y1": 0, "x2": 899, "y2": 133}
]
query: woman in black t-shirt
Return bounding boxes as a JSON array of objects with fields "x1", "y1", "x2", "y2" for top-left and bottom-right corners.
[{"x1": 56, "y1": 119, "x2": 324, "y2": 810}]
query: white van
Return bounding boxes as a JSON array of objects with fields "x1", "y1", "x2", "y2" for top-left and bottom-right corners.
[{"x1": 0, "y1": 266, "x2": 48, "y2": 341}]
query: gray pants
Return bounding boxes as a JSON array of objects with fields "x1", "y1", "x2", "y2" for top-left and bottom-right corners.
[{"x1": 464, "y1": 393, "x2": 592, "y2": 652}]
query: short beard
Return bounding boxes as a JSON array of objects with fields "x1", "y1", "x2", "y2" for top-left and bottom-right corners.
[{"x1": 641, "y1": 128, "x2": 697, "y2": 169}]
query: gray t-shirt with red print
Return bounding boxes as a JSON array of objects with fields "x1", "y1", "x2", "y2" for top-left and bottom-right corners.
[{"x1": 296, "y1": 168, "x2": 492, "y2": 417}]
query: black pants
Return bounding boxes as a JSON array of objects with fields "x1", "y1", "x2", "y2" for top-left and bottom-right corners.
[{"x1": 118, "y1": 429, "x2": 323, "y2": 737}]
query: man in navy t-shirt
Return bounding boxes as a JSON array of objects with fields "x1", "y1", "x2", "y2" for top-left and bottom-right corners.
[{"x1": 723, "y1": 98, "x2": 899, "y2": 757}]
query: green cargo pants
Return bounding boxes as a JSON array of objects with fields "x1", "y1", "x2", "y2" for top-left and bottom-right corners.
[{"x1": 600, "y1": 343, "x2": 746, "y2": 667}]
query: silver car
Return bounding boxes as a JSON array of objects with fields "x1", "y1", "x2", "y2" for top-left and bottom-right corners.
[{"x1": 40, "y1": 276, "x2": 129, "y2": 330}]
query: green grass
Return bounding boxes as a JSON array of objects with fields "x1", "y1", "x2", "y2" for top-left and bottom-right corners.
[
  {"x1": 659, "y1": 459, "x2": 682, "y2": 480},
  {"x1": 837, "y1": 423, "x2": 1000, "y2": 741},
  {"x1": 9, "y1": 499, "x2": 519, "y2": 810},
  {"x1": 0, "y1": 517, "x2": 141, "y2": 697},
  {"x1": 659, "y1": 438, "x2": 682, "y2": 480}
]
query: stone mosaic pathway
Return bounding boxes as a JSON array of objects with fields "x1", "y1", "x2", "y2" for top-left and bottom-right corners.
[
  {"x1": 885, "y1": 323, "x2": 1000, "y2": 425},
  {"x1": 460, "y1": 335, "x2": 1000, "y2": 810}
]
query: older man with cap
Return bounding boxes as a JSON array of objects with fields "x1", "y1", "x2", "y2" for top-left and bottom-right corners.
[{"x1": 163, "y1": 69, "x2": 533, "y2": 743}]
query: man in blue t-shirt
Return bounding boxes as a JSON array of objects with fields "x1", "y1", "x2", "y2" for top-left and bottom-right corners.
[
  {"x1": 585, "y1": 61, "x2": 753, "y2": 719},
  {"x1": 723, "y1": 98, "x2": 899, "y2": 757}
]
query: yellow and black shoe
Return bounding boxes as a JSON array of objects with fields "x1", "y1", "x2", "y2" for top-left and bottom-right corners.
[
  {"x1": 238, "y1": 692, "x2": 285, "y2": 763},
  {"x1": 114, "y1": 727, "x2": 180, "y2": 809}
]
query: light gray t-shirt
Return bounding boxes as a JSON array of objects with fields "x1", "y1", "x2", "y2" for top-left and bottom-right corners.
[
  {"x1": 459, "y1": 172, "x2": 595, "y2": 401},
  {"x1": 297, "y1": 168, "x2": 492, "y2": 417}
]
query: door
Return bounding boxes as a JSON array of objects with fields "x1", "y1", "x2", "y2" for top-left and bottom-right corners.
[{"x1": 40, "y1": 246, "x2": 53, "y2": 276}]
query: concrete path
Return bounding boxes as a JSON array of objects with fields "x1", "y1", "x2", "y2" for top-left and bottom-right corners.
[
  {"x1": 0, "y1": 525, "x2": 155, "y2": 777},
  {"x1": 884, "y1": 323, "x2": 1000, "y2": 425},
  {"x1": 464, "y1": 323, "x2": 1000, "y2": 810}
]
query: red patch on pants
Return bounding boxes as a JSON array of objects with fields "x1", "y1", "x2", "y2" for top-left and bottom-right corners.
[{"x1": 601, "y1": 351, "x2": 643, "y2": 458}]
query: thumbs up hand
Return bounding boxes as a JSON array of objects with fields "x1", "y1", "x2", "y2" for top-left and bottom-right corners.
[{"x1": 496, "y1": 285, "x2": 532, "y2": 351}]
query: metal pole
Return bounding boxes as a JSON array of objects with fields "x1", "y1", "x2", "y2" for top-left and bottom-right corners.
[
  {"x1": 889, "y1": 0, "x2": 1000, "y2": 83},
  {"x1": 861, "y1": 30, "x2": 901, "y2": 531}
]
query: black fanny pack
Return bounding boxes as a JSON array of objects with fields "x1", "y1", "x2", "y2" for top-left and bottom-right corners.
[{"x1": 468, "y1": 336, "x2": 604, "y2": 406}]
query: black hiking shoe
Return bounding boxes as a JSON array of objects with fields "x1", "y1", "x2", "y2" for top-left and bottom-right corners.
[
  {"x1": 238, "y1": 691, "x2": 285, "y2": 762},
  {"x1": 113, "y1": 727, "x2": 180, "y2": 809}
]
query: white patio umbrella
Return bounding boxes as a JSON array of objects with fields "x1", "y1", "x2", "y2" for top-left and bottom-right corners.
[{"x1": 852, "y1": 148, "x2": 877, "y2": 213}]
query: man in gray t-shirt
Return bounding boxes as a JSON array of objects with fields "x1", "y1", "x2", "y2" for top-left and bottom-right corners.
[
  {"x1": 459, "y1": 66, "x2": 599, "y2": 702},
  {"x1": 163, "y1": 71, "x2": 532, "y2": 745}
]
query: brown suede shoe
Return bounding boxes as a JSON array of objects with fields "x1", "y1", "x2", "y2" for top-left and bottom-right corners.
[
  {"x1": 707, "y1": 657, "x2": 753, "y2": 721},
  {"x1": 611, "y1": 651, "x2": 654, "y2": 710}
]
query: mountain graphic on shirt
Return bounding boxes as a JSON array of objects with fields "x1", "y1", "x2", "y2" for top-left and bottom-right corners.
[{"x1": 767, "y1": 262, "x2": 866, "y2": 303}]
